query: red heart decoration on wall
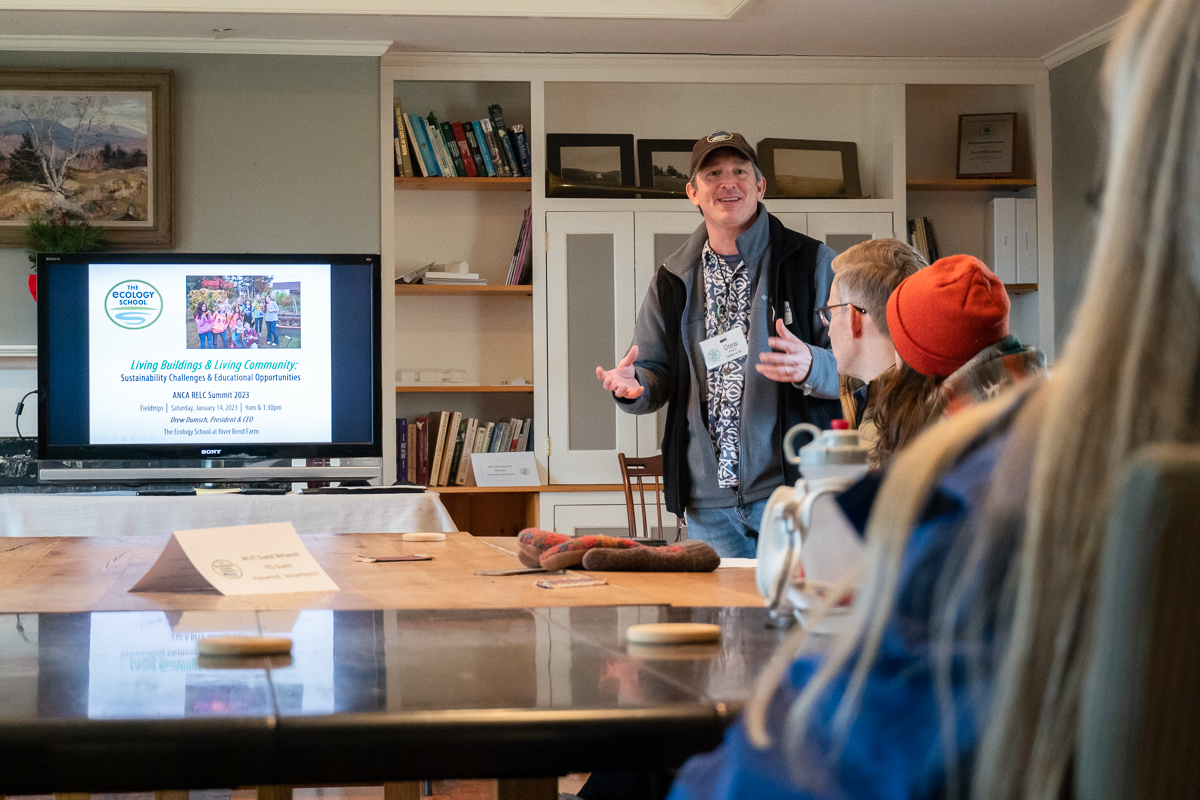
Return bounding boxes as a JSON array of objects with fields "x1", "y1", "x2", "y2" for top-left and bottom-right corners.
[{"x1": 28, "y1": 273, "x2": 36, "y2": 301}]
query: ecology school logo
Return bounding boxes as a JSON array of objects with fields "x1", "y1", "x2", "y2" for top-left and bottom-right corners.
[{"x1": 105, "y1": 280, "x2": 163, "y2": 329}]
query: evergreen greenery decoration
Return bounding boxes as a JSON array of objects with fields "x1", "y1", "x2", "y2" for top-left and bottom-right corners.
[{"x1": 25, "y1": 209, "x2": 108, "y2": 266}]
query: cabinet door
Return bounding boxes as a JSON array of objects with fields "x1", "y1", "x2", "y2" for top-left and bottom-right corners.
[
  {"x1": 806, "y1": 212, "x2": 894, "y2": 253},
  {"x1": 633, "y1": 211, "x2": 702, "y2": 457},
  {"x1": 771, "y1": 212, "x2": 808, "y2": 236},
  {"x1": 546, "y1": 212, "x2": 637, "y2": 484}
]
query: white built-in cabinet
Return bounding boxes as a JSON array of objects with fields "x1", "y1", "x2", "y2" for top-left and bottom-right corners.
[{"x1": 380, "y1": 54, "x2": 1054, "y2": 534}]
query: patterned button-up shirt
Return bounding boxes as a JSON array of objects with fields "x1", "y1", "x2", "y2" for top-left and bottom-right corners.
[{"x1": 701, "y1": 242, "x2": 752, "y2": 489}]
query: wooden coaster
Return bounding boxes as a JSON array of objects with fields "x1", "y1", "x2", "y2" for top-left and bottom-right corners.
[
  {"x1": 197, "y1": 636, "x2": 293, "y2": 656},
  {"x1": 627, "y1": 642, "x2": 722, "y2": 660},
  {"x1": 402, "y1": 532, "x2": 447, "y2": 542},
  {"x1": 625, "y1": 622, "x2": 721, "y2": 645}
]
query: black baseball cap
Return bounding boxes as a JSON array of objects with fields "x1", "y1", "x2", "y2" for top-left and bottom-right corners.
[{"x1": 689, "y1": 131, "x2": 758, "y2": 178}]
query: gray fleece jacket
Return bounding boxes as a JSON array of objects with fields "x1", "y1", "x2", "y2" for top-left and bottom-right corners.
[{"x1": 617, "y1": 207, "x2": 839, "y2": 509}]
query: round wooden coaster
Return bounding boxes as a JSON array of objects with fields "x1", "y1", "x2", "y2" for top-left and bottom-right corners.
[
  {"x1": 627, "y1": 642, "x2": 722, "y2": 660},
  {"x1": 197, "y1": 636, "x2": 293, "y2": 656},
  {"x1": 402, "y1": 532, "x2": 447, "y2": 542},
  {"x1": 625, "y1": 622, "x2": 721, "y2": 645}
]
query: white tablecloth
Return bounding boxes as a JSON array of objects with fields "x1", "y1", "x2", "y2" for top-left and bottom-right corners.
[{"x1": 0, "y1": 491, "x2": 458, "y2": 537}]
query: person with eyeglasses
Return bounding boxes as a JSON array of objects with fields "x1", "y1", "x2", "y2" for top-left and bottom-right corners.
[
  {"x1": 814, "y1": 239, "x2": 925, "y2": 469},
  {"x1": 595, "y1": 131, "x2": 841, "y2": 559}
]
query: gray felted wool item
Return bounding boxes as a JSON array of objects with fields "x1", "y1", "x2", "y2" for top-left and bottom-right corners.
[{"x1": 581, "y1": 540, "x2": 720, "y2": 572}]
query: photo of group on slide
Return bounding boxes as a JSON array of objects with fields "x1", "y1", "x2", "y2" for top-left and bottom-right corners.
[{"x1": 185, "y1": 275, "x2": 301, "y2": 349}]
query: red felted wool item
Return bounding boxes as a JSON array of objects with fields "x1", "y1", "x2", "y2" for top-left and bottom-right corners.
[
  {"x1": 516, "y1": 528, "x2": 570, "y2": 568},
  {"x1": 539, "y1": 535, "x2": 640, "y2": 571},
  {"x1": 581, "y1": 540, "x2": 720, "y2": 572}
]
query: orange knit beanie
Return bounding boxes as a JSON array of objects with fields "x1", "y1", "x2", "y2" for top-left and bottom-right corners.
[{"x1": 886, "y1": 254, "x2": 1010, "y2": 377}]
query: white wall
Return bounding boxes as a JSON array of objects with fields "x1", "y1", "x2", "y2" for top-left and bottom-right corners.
[
  {"x1": 1049, "y1": 44, "x2": 1108, "y2": 351},
  {"x1": 0, "y1": 50, "x2": 382, "y2": 435}
]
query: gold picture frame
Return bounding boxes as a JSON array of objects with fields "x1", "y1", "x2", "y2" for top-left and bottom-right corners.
[{"x1": 0, "y1": 68, "x2": 174, "y2": 247}]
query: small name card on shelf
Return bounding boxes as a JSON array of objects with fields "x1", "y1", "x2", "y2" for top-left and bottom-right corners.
[
  {"x1": 129, "y1": 522, "x2": 340, "y2": 596},
  {"x1": 470, "y1": 452, "x2": 540, "y2": 487}
]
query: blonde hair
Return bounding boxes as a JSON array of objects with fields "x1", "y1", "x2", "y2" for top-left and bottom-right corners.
[
  {"x1": 830, "y1": 238, "x2": 927, "y2": 335},
  {"x1": 746, "y1": 3, "x2": 1200, "y2": 798}
]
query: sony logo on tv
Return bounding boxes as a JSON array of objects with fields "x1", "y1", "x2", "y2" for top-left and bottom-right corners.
[{"x1": 201, "y1": 449, "x2": 222, "y2": 455}]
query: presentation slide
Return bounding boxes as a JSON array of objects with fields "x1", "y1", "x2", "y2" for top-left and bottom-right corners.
[{"x1": 87, "y1": 263, "x2": 334, "y2": 445}]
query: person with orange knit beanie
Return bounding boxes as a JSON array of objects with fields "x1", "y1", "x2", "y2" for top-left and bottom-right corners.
[{"x1": 886, "y1": 253, "x2": 1046, "y2": 417}]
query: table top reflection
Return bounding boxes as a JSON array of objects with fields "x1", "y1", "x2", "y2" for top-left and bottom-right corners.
[{"x1": 0, "y1": 605, "x2": 793, "y2": 794}]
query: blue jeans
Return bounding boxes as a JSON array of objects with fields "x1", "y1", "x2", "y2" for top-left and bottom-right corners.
[
  {"x1": 684, "y1": 498, "x2": 769, "y2": 559},
  {"x1": 266, "y1": 320, "x2": 278, "y2": 344}
]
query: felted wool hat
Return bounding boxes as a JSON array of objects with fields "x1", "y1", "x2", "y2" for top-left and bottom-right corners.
[{"x1": 886, "y1": 254, "x2": 1010, "y2": 378}]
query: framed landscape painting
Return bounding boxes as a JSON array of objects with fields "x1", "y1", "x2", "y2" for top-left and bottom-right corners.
[{"x1": 0, "y1": 68, "x2": 174, "y2": 247}]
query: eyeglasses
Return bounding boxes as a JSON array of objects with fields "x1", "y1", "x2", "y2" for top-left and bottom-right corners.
[{"x1": 816, "y1": 302, "x2": 867, "y2": 327}]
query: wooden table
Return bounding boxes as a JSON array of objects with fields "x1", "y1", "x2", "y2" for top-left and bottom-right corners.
[
  {"x1": 0, "y1": 532, "x2": 763, "y2": 613},
  {"x1": 0, "y1": 532, "x2": 770, "y2": 798}
]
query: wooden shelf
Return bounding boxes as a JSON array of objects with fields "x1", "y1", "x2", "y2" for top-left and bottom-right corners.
[
  {"x1": 1005, "y1": 283, "x2": 1038, "y2": 295},
  {"x1": 395, "y1": 284, "x2": 532, "y2": 297},
  {"x1": 906, "y1": 178, "x2": 1036, "y2": 192},
  {"x1": 428, "y1": 484, "x2": 624, "y2": 494},
  {"x1": 394, "y1": 177, "x2": 531, "y2": 191},
  {"x1": 396, "y1": 385, "x2": 533, "y2": 393}
]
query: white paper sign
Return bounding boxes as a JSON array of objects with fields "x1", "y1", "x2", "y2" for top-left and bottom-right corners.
[
  {"x1": 471, "y1": 451, "x2": 541, "y2": 487},
  {"x1": 129, "y1": 522, "x2": 340, "y2": 596}
]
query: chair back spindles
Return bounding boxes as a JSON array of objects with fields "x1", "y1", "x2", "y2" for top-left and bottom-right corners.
[{"x1": 617, "y1": 453, "x2": 683, "y2": 541}]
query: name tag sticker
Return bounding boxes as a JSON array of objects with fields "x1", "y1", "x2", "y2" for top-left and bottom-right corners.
[{"x1": 701, "y1": 327, "x2": 749, "y2": 370}]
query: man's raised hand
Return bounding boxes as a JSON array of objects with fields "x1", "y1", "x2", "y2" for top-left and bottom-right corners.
[{"x1": 596, "y1": 346, "x2": 645, "y2": 399}]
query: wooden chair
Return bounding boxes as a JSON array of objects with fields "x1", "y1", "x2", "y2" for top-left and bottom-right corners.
[{"x1": 618, "y1": 453, "x2": 683, "y2": 542}]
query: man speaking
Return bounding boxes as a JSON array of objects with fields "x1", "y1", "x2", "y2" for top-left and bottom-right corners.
[{"x1": 596, "y1": 132, "x2": 841, "y2": 557}]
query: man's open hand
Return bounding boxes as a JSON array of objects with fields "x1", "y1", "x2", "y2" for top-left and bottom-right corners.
[
  {"x1": 596, "y1": 346, "x2": 645, "y2": 399},
  {"x1": 756, "y1": 318, "x2": 813, "y2": 383}
]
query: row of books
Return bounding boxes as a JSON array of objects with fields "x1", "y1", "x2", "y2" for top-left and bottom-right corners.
[
  {"x1": 908, "y1": 216, "x2": 941, "y2": 264},
  {"x1": 397, "y1": 412, "x2": 534, "y2": 486},
  {"x1": 393, "y1": 100, "x2": 531, "y2": 180},
  {"x1": 506, "y1": 207, "x2": 533, "y2": 286}
]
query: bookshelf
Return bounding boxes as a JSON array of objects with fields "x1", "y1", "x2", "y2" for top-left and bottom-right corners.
[
  {"x1": 386, "y1": 78, "x2": 535, "y2": 528},
  {"x1": 394, "y1": 284, "x2": 532, "y2": 297},
  {"x1": 381, "y1": 55, "x2": 1055, "y2": 533},
  {"x1": 905, "y1": 83, "x2": 1044, "y2": 349},
  {"x1": 907, "y1": 178, "x2": 1037, "y2": 192},
  {"x1": 394, "y1": 176, "x2": 531, "y2": 191}
]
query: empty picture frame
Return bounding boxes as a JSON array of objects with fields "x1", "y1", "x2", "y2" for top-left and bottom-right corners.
[
  {"x1": 546, "y1": 133, "x2": 635, "y2": 197},
  {"x1": 636, "y1": 138, "x2": 694, "y2": 194},
  {"x1": 757, "y1": 138, "x2": 862, "y2": 199}
]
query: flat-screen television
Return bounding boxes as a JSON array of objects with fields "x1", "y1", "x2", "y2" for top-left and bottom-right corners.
[{"x1": 37, "y1": 253, "x2": 382, "y2": 483}]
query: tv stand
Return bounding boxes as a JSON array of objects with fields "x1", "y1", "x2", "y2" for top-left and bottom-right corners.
[{"x1": 38, "y1": 459, "x2": 381, "y2": 484}]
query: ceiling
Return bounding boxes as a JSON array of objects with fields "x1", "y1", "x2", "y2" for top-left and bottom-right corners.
[{"x1": 0, "y1": 0, "x2": 1128, "y2": 61}]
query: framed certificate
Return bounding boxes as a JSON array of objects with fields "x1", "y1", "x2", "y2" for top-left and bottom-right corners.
[{"x1": 957, "y1": 113, "x2": 1016, "y2": 178}]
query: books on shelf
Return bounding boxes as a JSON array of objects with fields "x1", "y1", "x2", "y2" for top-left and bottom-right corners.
[
  {"x1": 396, "y1": 418, "x2": 409, "y2": 477},
  {"x1": 505, "y1": 206, "x2": 533, "y2": 286},
  {"x1": 396, "y1": 261, "x2": 489, "y2": 287},
  {"x1": 394, "y1": 100, "x2": 527, "y2": 180},
  {"x1": 393, "y1": 100, "x2": 415, "y2": 178},
  {"x1": 908, "y1": 216, "x2": 940, "y2": 265},
  {"x1": 510, "y1": 124, "x2": 532, "y2": 177},
  {"x1": 409, "y1": 412, "x2": 534, "y2": 486}
]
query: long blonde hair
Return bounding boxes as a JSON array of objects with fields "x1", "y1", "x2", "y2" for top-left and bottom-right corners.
[{"x1": 746, "y1": 2, "x2": 1200, "y2": 798}]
